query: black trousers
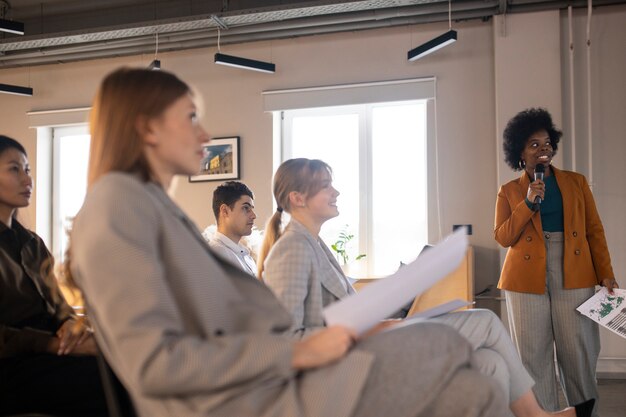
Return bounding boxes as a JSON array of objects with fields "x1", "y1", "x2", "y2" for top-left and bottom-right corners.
[{"x1": 0, "y1": 354, "x2": 108, "y2": 417}]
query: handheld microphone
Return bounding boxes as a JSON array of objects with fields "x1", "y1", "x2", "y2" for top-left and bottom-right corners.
[{"x1": 533, "y1": 164, "x2": 545, "y2": 204}]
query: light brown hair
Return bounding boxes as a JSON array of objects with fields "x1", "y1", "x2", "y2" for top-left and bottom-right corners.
[
  {"x1": 257, "y1": 158, "x2": 332, "y2": 278},
  {"x1": 65, "y1": 67, "x2": 191, "y2": 294},
  {"x1": 87, "y1": 67, "x2": 190, "y2": 187}
]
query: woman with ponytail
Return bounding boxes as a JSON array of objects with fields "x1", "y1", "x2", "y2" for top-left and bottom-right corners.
[
  {"x1": 66, "y1": 67, "x2": 512, "y2": 417},
  {"x1": 261, "y1": 157, "x2": 595, "y2": 417},
  {"x1": 259, "y1": 158, "x2": 345, "y2": 339},
  {"x1": 258, "y1": 158, "x2": 334, "y2": 278}
]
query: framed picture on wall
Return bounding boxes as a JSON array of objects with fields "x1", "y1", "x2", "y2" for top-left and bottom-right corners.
[{"x1": 189, "y1": 136, "x2": 240, "y2": 182}]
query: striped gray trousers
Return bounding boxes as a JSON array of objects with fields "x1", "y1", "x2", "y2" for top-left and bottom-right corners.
[{"x1": 505, "y1": 231, "x2": 600, "y2": 417}]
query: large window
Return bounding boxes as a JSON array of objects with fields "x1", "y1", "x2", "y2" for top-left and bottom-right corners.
[
  {"x1": 281, "y1": 100, "x2": 429, "y2": 277},
  {"x1": 48, "y1": 125, "x2": 90, "y2": 261}
]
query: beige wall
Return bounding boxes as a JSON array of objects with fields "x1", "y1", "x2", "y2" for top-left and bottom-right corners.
[
  {"x1": 1, "y1": 6, "x2": 624, "y2": 371},
  {"x1": 1, "y1": 17, "x2": 499, "y2": 267},
  {"x1": 559, "y1": 6, "x2": 626, "y2": 374},
  {"x1": 490, "y1": 5, "x2": 626, "y2": 376}
]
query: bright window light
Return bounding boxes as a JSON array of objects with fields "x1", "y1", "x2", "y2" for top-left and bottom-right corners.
[
  {"x1": 282, "y1": 100, "x2": 429, "y2": 277},
  {"x1": 52, "y1": 126, "x2": 90, "y2": 261}
]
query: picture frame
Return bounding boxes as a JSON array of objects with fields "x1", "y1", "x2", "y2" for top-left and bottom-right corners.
[{"x1": 189, "y1": 136, "x2": 240, "y2": 182}]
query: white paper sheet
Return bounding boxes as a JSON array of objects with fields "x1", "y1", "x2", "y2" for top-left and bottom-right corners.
[
  {"x1": 323, "y1": 228, "x2": 468, "y2": 335},
  {"x1": 577, "y1": 287, "x2": 626, "y2": 339}
]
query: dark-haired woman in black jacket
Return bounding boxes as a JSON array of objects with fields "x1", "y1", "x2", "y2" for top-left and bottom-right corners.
[{"x1": 0, "y1": 135, "x2": 107, "y2": 416}]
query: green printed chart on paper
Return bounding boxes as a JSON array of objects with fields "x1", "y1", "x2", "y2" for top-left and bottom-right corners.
[{"x1": 577, "y1": 288, "x2": 626, "y2": 339}]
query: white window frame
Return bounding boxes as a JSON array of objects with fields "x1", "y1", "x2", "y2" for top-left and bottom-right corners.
[
  {"x1": 263, "y1": 78, "x2": 441, "y2": 251},
  {"x1": 28, "y1": 107, "x2": 90, "y2": 257},
  {"x1": 280, "y1": 99, "x2": 432, "y2": 277},
  {"x1": 50, "y1": 124, "x2": 90, "y2": 261},
  {"x1": 282, "y1": 104, "x2": 370, "y2": 268}
]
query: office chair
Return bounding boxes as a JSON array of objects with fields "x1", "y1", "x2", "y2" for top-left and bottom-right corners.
[{"x1": 96, "y1": 353, "x2": 137, "y2": 417}]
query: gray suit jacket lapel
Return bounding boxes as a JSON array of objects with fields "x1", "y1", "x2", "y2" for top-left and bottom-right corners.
[
  {"x1": 319, "y1": 239, "x2": 355, "y2": 294},
  {"x1": 288, "y1": 220, "x2": 350, "y2": 300}
]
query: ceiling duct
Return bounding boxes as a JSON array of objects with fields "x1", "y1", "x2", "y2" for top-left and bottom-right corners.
[{"x1": 0, "y1": 0, "x2": 624, "y2": 68}]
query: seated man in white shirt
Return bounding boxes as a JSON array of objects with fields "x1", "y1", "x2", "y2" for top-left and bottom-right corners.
[{"x1": 208, "y1": 181, "x2": 258, "y2": 276}]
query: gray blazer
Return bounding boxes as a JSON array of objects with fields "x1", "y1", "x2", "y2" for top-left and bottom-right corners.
[
  {"x1": 70, "y1": 173, "x2": 373, "y2": 417},
  {"x1": 264, "y1": 219, "x2": 352, "y2": 339}
]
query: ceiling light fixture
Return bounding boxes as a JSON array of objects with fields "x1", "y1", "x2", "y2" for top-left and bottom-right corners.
[
  {"x1": 407, "y1": 0, "x2": 457, "y2": 61},
  {"x1": 148, "y1": 33, "x2": 161, "y2": 70},
  {"x1": 0, "y1": 1, "x2": 24, "y2": 35},
  {"x1": 213, "y1": 28, "x2": 275, "y2": 73},
  {"x1": 408, "y1": 30, "x2": 457, "y2": 61},
  {"x1": 0, "y1": 82, "x2": 33, "y2": 96},
  {"x1": 0, "y1": 17, "x2": 22, "y2": 34},
  {"x1": 214, "y1": 53, "x2": 275, "y2": 73},
  {"x1": 148, "y1": 59, "x2": 160, "y2": 70}
]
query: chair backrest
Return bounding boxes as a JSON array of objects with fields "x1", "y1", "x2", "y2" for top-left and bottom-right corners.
[
  {"x1": 96, "y1": 353, "x2": 137, "y2": 417},
  {"x1": 407, "y1": 246, "x2": 474, "y2": 316}
]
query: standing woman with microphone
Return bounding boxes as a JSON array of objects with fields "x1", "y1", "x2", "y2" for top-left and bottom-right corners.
[{"x1": 495, "y1": 108, "x2": 619, "y2": 417}]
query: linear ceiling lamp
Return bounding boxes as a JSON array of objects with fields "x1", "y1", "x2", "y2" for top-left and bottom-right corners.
[
  {"x1": 0, "y1": 17, "x2": 22, "y2": 34},
  {"x1": 407, "y1": 0, "x2": 457, "y2": 61},
  {"x1": 214, "y1": 52, "x2": 275, "y2": 73},
  {"x1": 0, "y1": 83, "x2": 33, "y2": 96},
  {"x1": 213, "y1": 28, "x2": 275, "y2": 73},
  {"x1": 0, "y1": 0, "x2": 24, "y2": 35},
  {"x1": 408, "y1": 29, "x2": 457, "y2": 61}
]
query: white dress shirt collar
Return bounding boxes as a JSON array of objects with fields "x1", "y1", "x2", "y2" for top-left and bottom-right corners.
[{"x1": 211, "y1": 231, "x2": 257, "y2": 276}]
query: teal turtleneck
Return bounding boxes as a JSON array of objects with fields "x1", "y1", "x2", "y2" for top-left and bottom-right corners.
[
  {"x1": 525, "y1": 174, "x2": 564, "y2": 232},
  {"x1": 539, "y1": 175, "x2": 564, "y2": 232}
]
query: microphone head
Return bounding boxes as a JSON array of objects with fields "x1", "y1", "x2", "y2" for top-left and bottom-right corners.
[{"x1": 534, "y1": 163, "x2": 545, "y2": 182}]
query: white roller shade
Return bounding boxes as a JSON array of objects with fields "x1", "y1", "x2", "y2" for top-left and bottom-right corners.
[
  {"x1": 262, "y1": 77, "x2": 435, "y2": 111},
  {"x1": 27, "y1": 107, "x2": 90, "y2": 128}
]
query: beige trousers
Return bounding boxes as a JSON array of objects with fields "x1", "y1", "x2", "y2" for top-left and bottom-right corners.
[{"x1": 505, "y1": 231, "x2": 600, "y2": 417}]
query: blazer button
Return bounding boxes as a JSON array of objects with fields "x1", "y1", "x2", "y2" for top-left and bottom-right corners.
[
  {"x1": 524, "y1": 255, "x2": 530, "y2": 260},
  {"x1": 575, "y1": 249, "x2": 581, "y2": 255},
  {"x1": 573, "y1": 231, "x2": 578, "y2": 237},
  {"x1": 214, "y1": 329, "x2": 224, "y2": 336},
  {"x1": 526, "y1": 236, "x2": 532, "y2": 242}
]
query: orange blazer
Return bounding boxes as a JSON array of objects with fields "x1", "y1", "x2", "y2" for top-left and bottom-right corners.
[{"x1": 494, "y1": 166, "x2": 614, "y2": 294}]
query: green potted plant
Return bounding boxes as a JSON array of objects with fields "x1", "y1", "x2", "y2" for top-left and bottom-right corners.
[{"x1": 331, "y1": 226, "x2": 366, "y2": 266}]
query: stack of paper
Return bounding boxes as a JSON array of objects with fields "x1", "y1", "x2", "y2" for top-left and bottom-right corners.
[{"x1": 323, "y1": 228, "x2": 468, "y2": 335}]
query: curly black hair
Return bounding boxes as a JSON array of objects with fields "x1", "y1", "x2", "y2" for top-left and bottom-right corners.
[{"x1": 502, "y1": 108, "x2": 562, "y2": 171}]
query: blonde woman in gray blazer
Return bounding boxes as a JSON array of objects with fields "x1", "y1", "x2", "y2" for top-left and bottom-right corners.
[
  {"x1": 260, "y1": 158, "x2": 594, "y2": 417},
  {"x1": 67, "y1": 68, "x2": 509, "y2": 417},
  {"x1": 263, "y1": 217, "x2": 350, "y2": 339}
]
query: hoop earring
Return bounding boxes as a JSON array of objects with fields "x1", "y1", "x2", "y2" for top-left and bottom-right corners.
[{"x1": 518, "y1": 160, "x2": 526, "y2": 169}]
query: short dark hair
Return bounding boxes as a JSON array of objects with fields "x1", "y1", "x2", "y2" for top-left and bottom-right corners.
[
  {"x1": 212, "y1": 181, "x2": 254, "y2": 223},
  {"x1": 0, "y1": 135, "x2": 27, "y2": 157},
  {"x1": 502, "y1": 108, "x2": 562, "y2": 171}
]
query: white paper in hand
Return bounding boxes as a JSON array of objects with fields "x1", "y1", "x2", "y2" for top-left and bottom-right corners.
[
  {"x1": 323, "y1": 227, "x2": 468, "y2": 335},
  {"x1": 576, "y1": 287, "x2": 626, "y2": 339}
]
